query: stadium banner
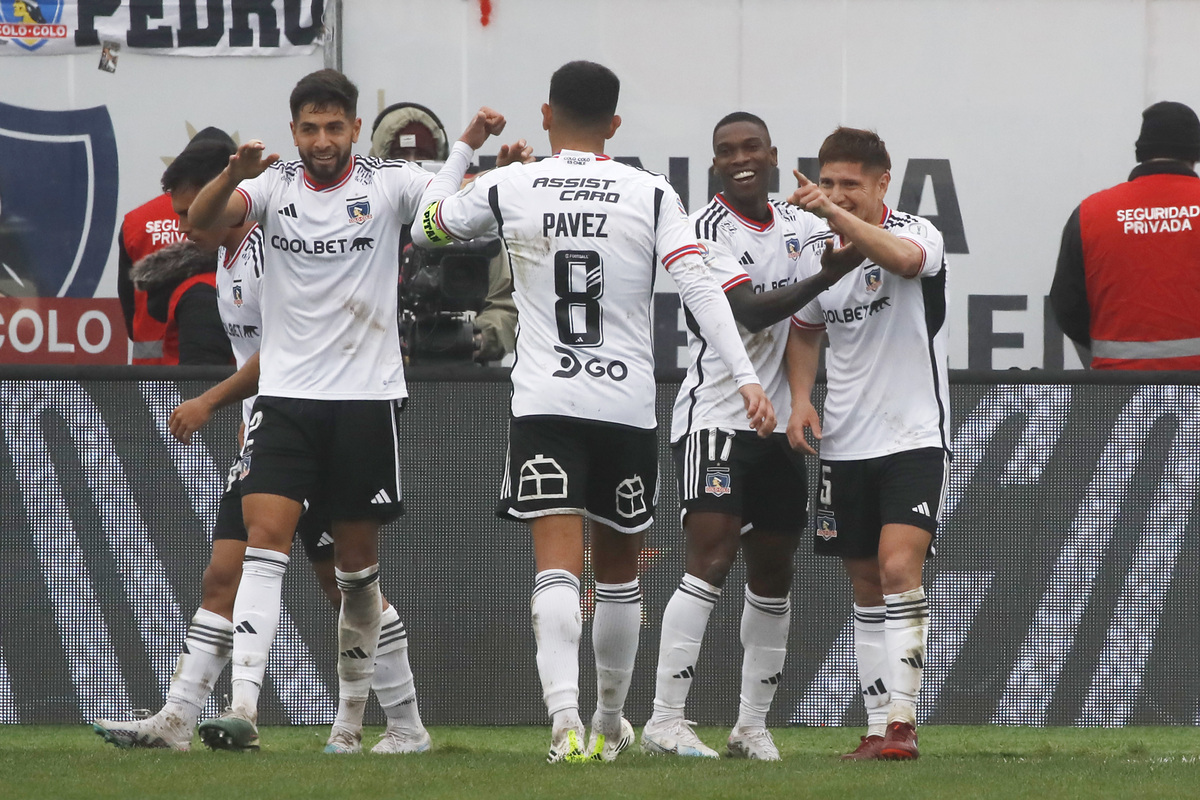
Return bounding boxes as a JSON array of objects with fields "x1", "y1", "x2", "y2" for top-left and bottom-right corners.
[
  {"x1": 0, "y1": 0, "x2": 326, "y2": 56},
  {"x1": 0, "y1": 299, "x2": 126, "y2": 364},
  {"x1": 1, "y1": 371, "x2": 1198, "y2": 728}
]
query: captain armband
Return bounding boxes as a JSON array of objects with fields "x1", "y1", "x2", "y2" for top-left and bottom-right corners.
[{"x1": 419, "y1": 201, "x2": 454, "y2": 247}]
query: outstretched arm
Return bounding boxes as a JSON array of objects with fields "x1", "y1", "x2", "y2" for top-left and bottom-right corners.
[
  {"x1": 787, "y1": 170, "x2": 924, "y2": 278},
  {"x1": 726, "y1": 238, "x2": 863, "y2": 332},
  {"x1": 168, "y1": 352, "x2": 260, "y2": 444},
  {"x1": 190, "y1": 140, "x2": 280, "y2": 231}
]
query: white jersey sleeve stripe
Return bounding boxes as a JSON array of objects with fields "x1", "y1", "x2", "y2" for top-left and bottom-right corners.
[
  {"x1": 722, "y1": 274, "x2": 751, "y2": 291},
  {"x1": 792, "y1": 316, "x2": 825, "y2": 331},
  {"x1": 662, "y1": 243, "x2": 704, "y2": 268},
  {"x1": 235, "y1": 186, "x2": 253, "y2": 227}
]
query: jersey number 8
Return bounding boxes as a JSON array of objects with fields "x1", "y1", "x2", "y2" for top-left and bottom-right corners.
[{"x1": 554, "y1": 250, "x2": 603, "y2": 347}]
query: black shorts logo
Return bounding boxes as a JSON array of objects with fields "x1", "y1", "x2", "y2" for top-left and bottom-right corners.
[
  {"x1": 518, "y1": 454, "x2": 568, "y2": 501},
  {"x1": 816, "y1": 512, "x2": 838, "y2": 540},
  {"x1": 704, "y1": 468, "x2": 731, "y2": 497},
  {"x1": 615, "y1": 475, "x2": 646, "y2": 519}
]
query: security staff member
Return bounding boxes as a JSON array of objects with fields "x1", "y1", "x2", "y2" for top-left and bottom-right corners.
[{"x1": 1051, "y1": 101, "x2": 1200, "y2": 370}]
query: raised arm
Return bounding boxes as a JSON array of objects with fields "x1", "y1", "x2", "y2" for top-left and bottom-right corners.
[
  {"x1": 190, "y1": 140, "x2": 279, "y2": 231},
  {"x1": 788, "y1": 170, "x2": 923, "y2": 278},
  {"x1": 412, "y1": 107, "x2": 507, "y2": 248}
]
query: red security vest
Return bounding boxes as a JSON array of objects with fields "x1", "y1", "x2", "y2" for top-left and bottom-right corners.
[
  {"x1": 122, "y1": 194, "x2": 185, "y2": 364},
  {"x1": 160, "y1": 272, "x2": 219, "y2": 366},
  {"x1": 1080, "y1": 172, "x2": 1200, "y2": 369}
]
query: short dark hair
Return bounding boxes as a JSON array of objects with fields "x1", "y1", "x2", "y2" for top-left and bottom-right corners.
[
  {"x1": 713, "y1": 112, "x2": 770, "y2": 146},
  {"x1": 548, "y1": 61, "x2": 619, "y2": 126},
  {"x1": 290, "y1": 69, "x2": 359, "y2": 121},
  {"x1": 161, "y1": 139, "x2": 236, "y2": 194},
  {"x1": 818, "y1": 127, "x2": 891, "y2": 172}
]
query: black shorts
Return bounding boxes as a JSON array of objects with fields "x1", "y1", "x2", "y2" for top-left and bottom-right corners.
[
  {"x1": 498, "y1": 416, "x2": 658, "y2": 534},
  {"x1": 213, "y1": 455, "x2": 334, "y2": 562},
  {"x1": 238, "y1": 396, "x2": 405, "y2": 522},
  {"x1": 673, "y1": 428, "x2": 808, "y2": 534},
  {"x1": 813, "y1": 447, "x2": 949, "y2": 559}
]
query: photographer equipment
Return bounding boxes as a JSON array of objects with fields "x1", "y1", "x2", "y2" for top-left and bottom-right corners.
[{"x1": 399, "y1": 237, "x2": 500, "y2": 362}]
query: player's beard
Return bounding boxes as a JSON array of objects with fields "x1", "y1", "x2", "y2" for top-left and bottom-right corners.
[{"x1": 301, "y1": 146, "x2": 352, "y2": 185}]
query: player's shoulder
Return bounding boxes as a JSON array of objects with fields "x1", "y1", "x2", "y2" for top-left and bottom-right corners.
[
  {"x1": 772, "y1": 198, "x2": 826, "y2": 233},
  {"x1": 883, "y1": 207, "x2": 940, "y2": 239},
  {"x1": 352, "y1": 155, "x2": 430, "y2": 186},
  {"x1": 691, "y1": 196, "x2": 737, "y2": 242}
]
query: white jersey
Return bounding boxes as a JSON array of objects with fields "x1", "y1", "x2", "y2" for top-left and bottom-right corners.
[
  {"x1": 236, "y1": 155, "x2": 431, "y2": 400},
  {"x1": 670, "y1": 196, "x2": 827, "y2": 442},
  {"x1": 793, "y1": 206, "x2": 951, "y2": 460},
  {"x1": 215, "y1": 224, "x2": 265, "y2": 428},
  {"x1": 426, "y1": 150, "x2": 735, "y2": 429}
]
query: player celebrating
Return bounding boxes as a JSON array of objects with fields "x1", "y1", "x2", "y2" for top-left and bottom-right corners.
[
  {"x1": 184, "y1": 69, "x2": 506, "y2": 754},
  {"x1": 787, "y1": 127, "x2": 950, "y2": 761},
  {"x1": 643, "y1": 112, "x2": 861, "y2": 761},
  {"x1": 411, "y1": 61, "x2": 774, "y2": 763},
  {"x1": 91, "y1": 135, "x2": 430, "y2": 755}
]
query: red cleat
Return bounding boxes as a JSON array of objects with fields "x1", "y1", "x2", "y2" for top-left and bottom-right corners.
[
  {"x1": 879, "y1": 721, "x2": 919, "y2": 760},
  {"x1": 840, "y1": 734, "x2": 885, "y2": 761}
]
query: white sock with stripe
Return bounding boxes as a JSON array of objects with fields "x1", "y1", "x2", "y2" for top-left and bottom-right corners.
[
  {"x1": 372, "y1": 604, "x2": 423, "y2": 730},
  {"x1": 531, "y1": 569, "x2": 583, "y2": 732},
  {"x1": 650, "y1": 573, "x2": 721, "y2": 725},
  {"x1": 229, "y1": 547, "x2": 289, "y2": 719},
  {"x1": 592, "y1": 579, "x2": 641, "y2": 736},
  {"x1": 853, "y1": 603, "x2": 890, "y2": 737},
  {"x1": 884, "y1": 587, "x2": 929, "y2": 725},
  {"x1": 163, "y1": 608, "x2": 233, "y2": 729},
  {"x1": 333, "y1": 564, "x2": 382, "y2": 734},
  {"x1": 736, "y1": 588, "x2": 790, "y2": 731}
]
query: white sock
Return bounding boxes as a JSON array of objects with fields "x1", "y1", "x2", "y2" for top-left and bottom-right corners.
[
  {"x1": 163, "y1": 608, "x2": 232, "y2": 729},
  {"x1": 229, "y1": 547, "x2": 289, "y2": 718},
  {"x1": 650, "y1": 574, "x2": 720, "y2": 725},
  {"x1": 884, "y1": 587, "x2": 929, "y2": 726},
  {"x1": 853, "y1": 604, "x2": 890, "y2": 737},
  {"x1": 592, "y1": 579, "x2": 641, "y2": 735},
  {"x1": 333, "y1": 564, "x2": 382, "y2": 733},
  {"x1": 736, "y1": 588, "x2": 790, "y2": 731},
  {"x1": 531, "y1": 569, "x2": 582, "y2": 729},
  {"x1": 372, "y1": 604, "x2": 423, "y2": 731}
]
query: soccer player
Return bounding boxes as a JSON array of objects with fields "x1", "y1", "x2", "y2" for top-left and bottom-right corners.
[
  {"x1": 787, "y1": 127, "x2": 950, "y2": 761},
  {"x1": 91, "y1": 136, "x2": 429, "y2": 755},
  {"x1": 411, "y1": 61, "x2": 774, "y2": 763},
  {"x1": 183, "y1": 69, "x2": 506, "y2": 754},
  {"x1": 643, "y1": 112, "x2": 861, "y2": 761}
]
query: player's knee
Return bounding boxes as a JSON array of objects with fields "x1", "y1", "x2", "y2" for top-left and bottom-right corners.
[
  {"x1": 689, "y1": 551, "x2": 735, "y2": 587},
  {"x1": 747, "y1": 561, "x2": 794, "y2": 598}
]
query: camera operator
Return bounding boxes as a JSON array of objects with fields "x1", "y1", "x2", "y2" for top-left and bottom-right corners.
[{"x1": 370, "y1": 102, "x2": 525, "y2": 363}]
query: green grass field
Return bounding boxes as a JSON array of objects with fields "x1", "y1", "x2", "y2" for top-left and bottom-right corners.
[{"x1": 3, "y1": 725, "x2": 1198, "y2": 799}]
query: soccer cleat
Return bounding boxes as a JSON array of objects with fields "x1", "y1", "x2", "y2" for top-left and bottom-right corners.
[
  {"x1": 324, "y1": 726, "x2": 363, "y2": 754},
  {"x1": 879, "y1": 721, "x2": 919, "y2": 760},
  {"x1": 640, "y1": 717, "x2": 719, "y2": 759},
  {"x1": 546, "y1": 726, "x2": 587, "y2": 764},
  {"x1": 727, "y1": 726, "x2": 781, "y2": 761},
  {"x1": 840, "y1": 734, "x2": 886, "y2": 761},
  {"x1": 370, "y1": 723, "x2": 432, "y2": 754},
  {"x1": 92, "y1": 712, "x2": 192, "y2": 752},
  {"x1": 586, "y1": 714, "x2": 635, "y2": 762},
  {"x1": 197, "y1": 710, "x2": 260, "y2": 752}
]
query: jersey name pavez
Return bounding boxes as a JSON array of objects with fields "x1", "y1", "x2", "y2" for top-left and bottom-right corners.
[
  {"x1": 671, "y1": 196, "x2": 827, "y2": 442},
  {"x1": 215, "y1": 225, "x2": 264, "y2": 428},
  {"x1": 793, "y1": 206, "x2": 951, "y2": 460},
  {"x1": 428, "y1": 150, "x2": 706, "y2": 429},
  {"x1": 236, "y1": 155, "x2": 431, "y2": 400}
]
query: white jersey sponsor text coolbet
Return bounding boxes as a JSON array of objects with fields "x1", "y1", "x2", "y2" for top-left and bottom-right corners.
[
  {"x1": 215, "y1": 223, "x2": 265, "y2": 427},
  {"x1": 793, "y1": 207, "x2": 951, "y2": 460},
  {"x1": 671, "y1": 195, "x2": 827, "y2": 442},
  {"x1": 236, "y1": 156, "x2": 430, "y2": 400}
]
